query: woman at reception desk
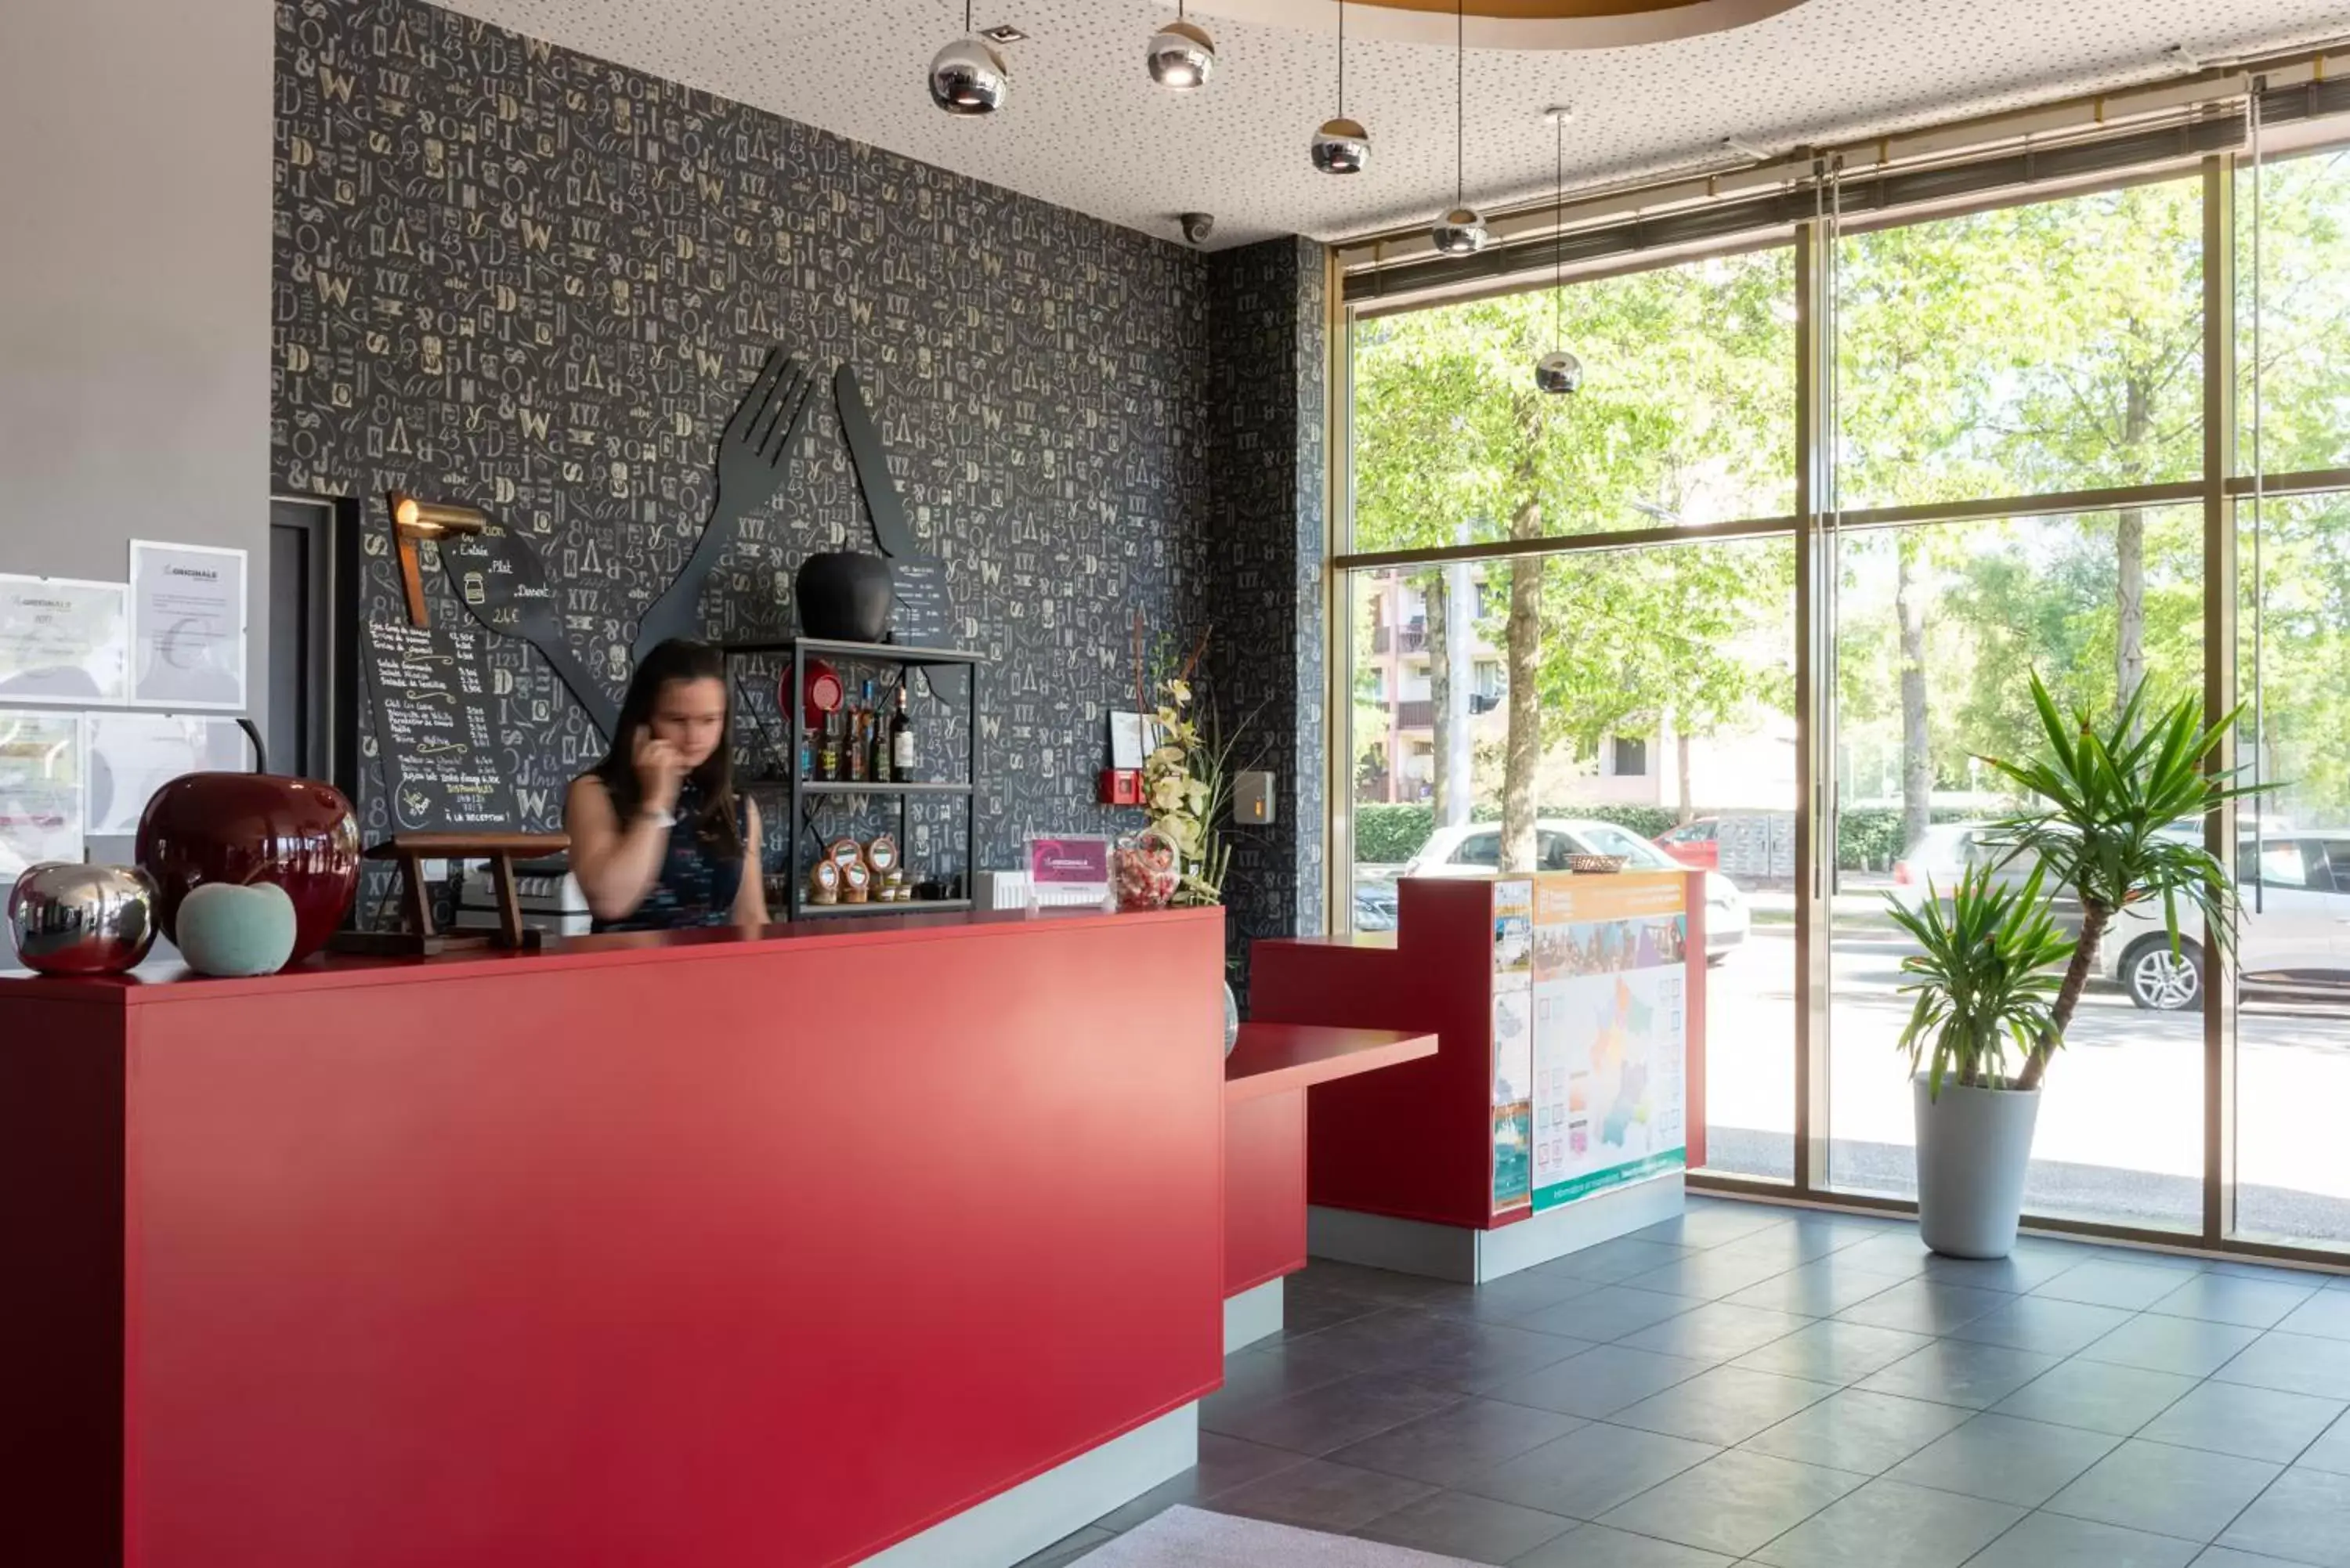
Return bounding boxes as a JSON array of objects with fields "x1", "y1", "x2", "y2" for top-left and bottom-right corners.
[{"x1": 564, "y1": 637, "x2": 768, "y2": 930}]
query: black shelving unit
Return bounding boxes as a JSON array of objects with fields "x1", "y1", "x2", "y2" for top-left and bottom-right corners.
[{"x1": 719, "y1": 637, "x2": 983, "y2": 921}]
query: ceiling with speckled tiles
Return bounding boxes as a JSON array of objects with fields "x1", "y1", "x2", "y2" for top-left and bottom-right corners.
[{"x1": 436, "y1": 0, "x2": 2350, "y2": 248}]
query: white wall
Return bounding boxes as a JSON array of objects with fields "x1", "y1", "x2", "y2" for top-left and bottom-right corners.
[{"x1": 0, "y1": 0, "x2": 273, "y2": 729}]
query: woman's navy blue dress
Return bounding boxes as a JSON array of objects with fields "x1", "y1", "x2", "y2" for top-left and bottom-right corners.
[{"x1": 590, "y1": 779, "x2": 751, "y2": 932}]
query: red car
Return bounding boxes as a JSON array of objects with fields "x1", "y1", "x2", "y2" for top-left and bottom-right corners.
[{"x1": 1652, "y1": 818, "x2": 1719, "y2": 870}]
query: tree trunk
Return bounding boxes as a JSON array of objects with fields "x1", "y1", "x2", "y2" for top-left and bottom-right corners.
[
  {"x1": 1423, "y1": 569, "x2": 1454, "y2": 823},
  {"x1": 2023, "y1": 900, "x2": 2110, "y2": 1091},
  {"x1": 1676, "y1": 720, "x2": 1695, "y2": 826},
  {"x1": 1502, "y1": 551, "x2": 1545, "y2": 873},
  {"x1": 2116, "y1": 378, "x2": 2150, "y2": 717},
  {"x1": 1896, "y1": 537, "x2": 1932, "y2": 858}
]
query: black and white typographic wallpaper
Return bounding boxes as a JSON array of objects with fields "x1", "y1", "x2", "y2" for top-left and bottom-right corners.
[{"x1": 274, "y1": 0, "x2": 1259, "y2": 889}]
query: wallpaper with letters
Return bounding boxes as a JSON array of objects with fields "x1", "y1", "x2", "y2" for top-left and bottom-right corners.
[{"x1": 273, "y1": 0, "x2": 1225, "y2": 891}]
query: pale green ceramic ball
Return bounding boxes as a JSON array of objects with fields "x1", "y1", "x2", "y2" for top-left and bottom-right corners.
[{"x1": 177, "y1": 882, "x2": 298, "y2": 977}]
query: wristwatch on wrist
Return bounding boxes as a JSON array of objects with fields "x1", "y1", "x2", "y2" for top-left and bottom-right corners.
[{"x1": 641, "y1": 806, "x2": 676, "y2": 828}]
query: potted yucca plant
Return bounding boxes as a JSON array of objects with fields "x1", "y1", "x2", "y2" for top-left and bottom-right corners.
[
  {"x1": 1886, "y1": 861, "x2": 2073, "y2": 1258},
  {"x1": 1887, "y1": 672, "x2": 2260, "y2": 1258}
]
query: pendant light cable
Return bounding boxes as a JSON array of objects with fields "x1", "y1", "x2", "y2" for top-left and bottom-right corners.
[
  {"x1": 2250, "y1": 78, "x2": 2267, "y2": 916},
  {"x1": 1455, "y1": 0, "x2": 1466, "y2": 206},
  {"x1": 1337, "y1": 1, "x2": 1347, "y2": 117},
  {"x1": 1552, "y1": 110, "x2": 1564, "y2": 351}
]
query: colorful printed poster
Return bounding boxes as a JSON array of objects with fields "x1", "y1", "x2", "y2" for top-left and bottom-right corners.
[
  {"x1": 1492, "y1": 876, "x2": 1532, "y2": 988},
  {"x1": 1491, "y1": 985, "x2": 1533, "y2": 1212},
  {"x1": 1528, "y1": 872, "x2": 1689, "y2": 1211}
]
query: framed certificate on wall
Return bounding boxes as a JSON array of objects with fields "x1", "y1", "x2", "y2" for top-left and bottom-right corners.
[
  {"x1": 0, "y1": 574, "x2": 129, "y2": 705},
  {"x1": 129, "y1": 540, "x2": 248, "y2": 710}
]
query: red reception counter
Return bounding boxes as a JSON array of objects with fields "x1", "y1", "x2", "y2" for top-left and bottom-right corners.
[{"x1": 0, "y1": 906, "x2": 1228, "y2": 1568}]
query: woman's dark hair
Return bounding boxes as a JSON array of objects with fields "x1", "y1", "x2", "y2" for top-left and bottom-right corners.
[{"x1": 588, "y1": 638, "x2": 740, "y2": 854}]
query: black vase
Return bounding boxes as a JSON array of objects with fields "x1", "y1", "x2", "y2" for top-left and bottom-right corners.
[{"x1": 795, "y1": 551, "x2": 895, "y2": 642}]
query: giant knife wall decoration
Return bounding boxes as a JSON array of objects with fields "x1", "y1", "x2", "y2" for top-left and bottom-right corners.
[{"x1": 836, "y1": 364, "x2": 955, "y2": 649}]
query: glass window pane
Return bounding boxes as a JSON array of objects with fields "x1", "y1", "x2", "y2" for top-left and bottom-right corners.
[
  {"x1": 1341, "y1": 537, "x2": 1796, "y2": 1183},
  {"x1": 2234, "y1": 491, "x2": 2350, "y2": 1250},
  {"x1": 2239, "y1": 145, "x2": 2350, "y2": 475},
  {"x1": 1830, "y1": 508, "x2": 2205, "y2": 1231},
  {"x1": 1838, "y1": 177, "x2": 2204, "y2": 510},
  {"x1": 1350, "y1": 249, "x2": 1795, "y2": 548}
]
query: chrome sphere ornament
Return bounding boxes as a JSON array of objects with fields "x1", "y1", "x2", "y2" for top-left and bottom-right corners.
[
  {"x1": 1147, "y1": 20, "x2": 1216, "y2": 89},
  {"x1": 929, "y1": 35, "x2": 1010, "y2": 115},
  {"x1": 1311, "y1": 117, "x2": 1371, "y2": 175},
  {"x1": 8, "y1": 862, "x2": 159, "y2": 975},
  {"x1": 1432, "y1": 207, "x2": 1489, "y2": 255},
  {"x1": 1535, "y1": 349, "x2": 1585, "y2": 396}
]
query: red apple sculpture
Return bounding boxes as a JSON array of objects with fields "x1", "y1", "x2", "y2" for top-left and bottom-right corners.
[{"x1": 136, "y1": 773, "x2": 361, "y2": 963}]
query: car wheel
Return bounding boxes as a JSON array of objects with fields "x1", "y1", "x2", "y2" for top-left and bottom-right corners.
[{"x1": 2121, "y1": 935, "x2": 2203, "y2": 1011}]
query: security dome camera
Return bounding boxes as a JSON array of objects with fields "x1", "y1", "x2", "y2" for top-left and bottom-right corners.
[{"x1": 1179, "y1": 211, "x2": 1215, "y2": 247}]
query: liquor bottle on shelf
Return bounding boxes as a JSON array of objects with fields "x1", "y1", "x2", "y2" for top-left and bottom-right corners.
[
  {"x1": 889, "y1": 682, "x2": 916, "y2": 782},
  {"x1": 870, "y1": 679, "x2": 894, "y2": 784},
  {"x1": 817, "y1": 709, "x2": 842, "y2": 782},
  {"x1": 845, "y1": 683, "x2": 870, "y2": 784}
]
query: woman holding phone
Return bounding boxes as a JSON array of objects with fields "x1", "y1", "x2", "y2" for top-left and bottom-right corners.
[{"x1": 565, "y1": 638, "x2": 768, "y2": 930}]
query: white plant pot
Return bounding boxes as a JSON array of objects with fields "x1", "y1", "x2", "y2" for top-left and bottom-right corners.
[{"x1": 1913, "y1": 1074, "x2": 2041, "y2": 1259}]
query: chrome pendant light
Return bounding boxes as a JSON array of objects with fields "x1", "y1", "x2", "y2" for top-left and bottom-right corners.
[
  {"x1": 1535, "y1": 106, "x2": 1582, "y2": 395},
  {"x1": 930, "y1": 0, "x2": 1010, "y2": 116},
  {"x1": 1311, "y1": 0, "x2": 1369, "y2": 175},
  {"x1": 1147, "y1": 0, "x2": 1217, "y2": 90},
  {"x1": 1430, "y1": 0, "x2": 1487, "y2": 254}
]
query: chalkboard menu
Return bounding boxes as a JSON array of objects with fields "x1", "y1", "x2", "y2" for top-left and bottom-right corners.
[
  {"x1": 889, "y1": 558, "x2": 953, "y2": 649},
  {"x1": 359, "y1": 620, "x2": 519, "y2": 832}
]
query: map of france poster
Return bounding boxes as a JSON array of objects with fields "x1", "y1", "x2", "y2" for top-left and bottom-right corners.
[{"x1": 1528, "y1": 873, "x2": 1689, "y2": 1211}]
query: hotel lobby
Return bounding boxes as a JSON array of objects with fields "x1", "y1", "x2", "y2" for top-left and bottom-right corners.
[{"x1": 8, "y1": 2, "x2": 2350, "y2": 1565}]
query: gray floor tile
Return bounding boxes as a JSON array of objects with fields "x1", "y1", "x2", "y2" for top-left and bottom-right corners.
[
  {"x1": 1918, "y1": 1245, "x2": 2095, "y2": 1292},
  {"x1": 1464, "y1": 1422, "x2": 1719, "y2": 1519},
  {"x1": 2216, "y1": 1331, "x2": 2350, "y2": 1401},
  {"x1": 2074, "y1": 1246, "x2": 2212, "y2": 1275},
  {"x1": 2149, "y1": 1274, "x2": 2323, "y2": 1330},
  {"x1": 1829, "y1": 1233, "x2": 1939, "y2": 1279},
  {"x1": 2193, "y1": 1549, "x2": 2323, "y2": 1567},
  {"x1": 2044, "y1": 1438, "x2": 2283, "y2": 1542},
  {"x1": 1835, "y1": 1277, "x2": 2012, "y2": 1334},
  {"x1": 1537, "y1": 1238, "x2": 1702, "y2": 1285},
  {"x1": 1209, "y1": 1458, "x2": 1440, "y2": 1532},
  {"x1": 1988, "y1": 1356, "x2": 2200, "y2": 1436},
  {"x1": 1722, "y1": 1259, "x2": 1915, "y2": 1317},
  {"x1": 1281, "y1": 1288, "x2": 1389, "y2": 1338},
  {"x1": 1202, "y1": 1371, "x2": 1462, "y2": 1455},
  {"x1": 1730, "y1": 1318, "x2": 1932, "y2": 1383},
  {"x1": 1519, "y1": 1286, "x2": 1704, "y2": 1343},
  {"x1": 1594, "y1": 1447, "x2": 1864, "y2": 1559},
  {"x1": 2032, "y1": 1259, "x2": 2194, "y2": 1310},
  {"x1": 1399, "y1": 1323, "x2": 1599, "y2": 1393},
  {"x1": 1087, "y1": 1433, "x2": 1314, "y2": 1530},
  {"x1": 1745, "y1": 1475, "x2": 2023, "y2": 1568},
  {"x1": 2211, "y1": 1260, "x2": 2345, "y2": 1287},
  {"x1": 1328, "y1": 1397, "x2": 1587, "y2": 1488},
  {"x1": 1615, "y1": 1302, "x2": 1813, "y2": 1364},
  {"x1": 1626, "y1": 1205, "x2": 1790, "y2": 1251},
  {"x1": 1352, "y1": 1487, "x2": 1576, "y2": 1563},
  {"x1": 1297, "y1": 1261, "x2": 1469, "y2": 1307},
  {"x1": 2305, "y1": 1411, "x2": 2350, "y2": 1476},
  {"x1": 1610, "y1": 1365, "x2": 1838, "y2": 1446},
  {"x1": 1423, "y1": 1268, "x2": 1611, "y2": 1324},
  {"x1": 1739, "y1": 1388, "x2": 1973, "y2": 1474},
  {"x1": 1882, "y1": 1410, "x2": 2120, "y2": 1505},
  {"x1": 1509, "y1": 1520, "x2": 1737, "y2": 1566},
  {"x1": 1619, "y1": 1249, "x2": 1795, "y2": 1302},
  {"x1": 1947, "y1": 1296, "x2": 2135, "y2": 1356},
  {"x1": 1854, "y1": 1339, "x2": 2062, "y2": 1409},
  {"x1": 1492, "y1": 1344, "x2": 1713, "y2": 1418},
  {"x1": 2139, "y1": 1381, "x2": 2350, "y2": 1464},
  {"x1": 2216, "y1": 1465, "x2": 2350, "y2": 1567},
  {"x1": 1962, "y1": 1511, "x2": 2200, "y2": 1568},
  {"x1": 2081, "y1": 1313, "x2": 2265, "y2": 1378},
  {"x1": 2275, "y1": 1291, "x2": 2350, "y2": 1342},
  {"x1": 1010, "y1": 1525, "x2": 1115, "y2": 1567}
]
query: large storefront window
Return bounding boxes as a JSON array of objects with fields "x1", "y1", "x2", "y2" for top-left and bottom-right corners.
[
  {"x1": 1828, "y1": 509, "x2": 2206, "y2": 1230},
  {"x1": 1339, "y1": 135, "x2": 2350, "y2": 1263}
]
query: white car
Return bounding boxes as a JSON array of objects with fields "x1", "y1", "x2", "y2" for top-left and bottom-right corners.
[
  {"x1": 1401, "y1": 818, "x2": 1750, "y2": 963},
  {"x1": 1888, "y1": 820, "x2": 2350, "y2": 1011}
]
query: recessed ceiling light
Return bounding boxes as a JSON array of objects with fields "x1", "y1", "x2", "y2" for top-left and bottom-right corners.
[{"x1": 980, "y1": 24, "x2": 1029, "y2": 45}]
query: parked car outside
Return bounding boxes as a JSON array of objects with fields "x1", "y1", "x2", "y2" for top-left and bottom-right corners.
[
  {"x1": 1401, "y1": 818, "x2": 1749, "y2": 963},
  {"x1": 1653, "y1": 817, "x2": 1721, "y2": 871},
  {"x1": 1885, "y1": 818, "x2": 2350, "y2": 1010}
]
